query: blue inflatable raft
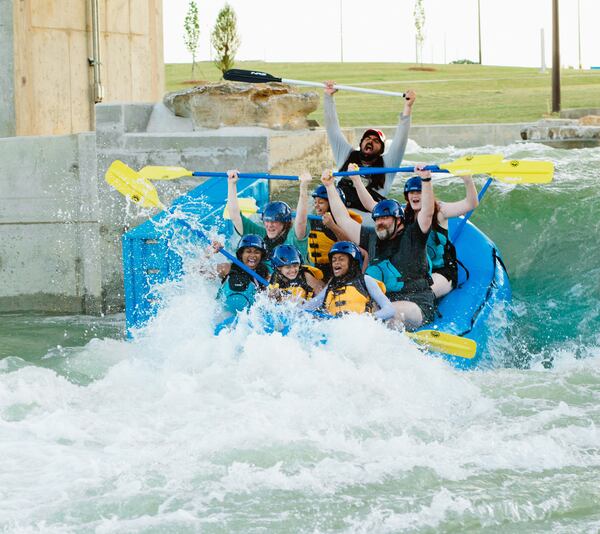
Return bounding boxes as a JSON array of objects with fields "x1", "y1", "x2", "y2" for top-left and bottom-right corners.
[{"x1": 122, "y1": 177, "x2": 511, "y2": 370}]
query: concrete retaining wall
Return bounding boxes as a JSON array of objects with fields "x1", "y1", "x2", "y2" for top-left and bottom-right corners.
[{"x1": 0, "y1": 101, "x2": 530, "y2": 314}]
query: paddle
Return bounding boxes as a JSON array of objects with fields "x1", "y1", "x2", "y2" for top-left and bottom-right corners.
[
  {"x1": 450, "y1": 160, "x2": 555, "y2": 242},
  {"x1": 334, "y1": 156, "x2": 554, "y2": 184},
  {"x1": 406, "y1": 330, "x2": 476, "y2": 360},
  {"x1": 306, "y1": 310, "x2": 476, "y2": 359},
  {"x1": 105, "y1": 160, "x2": 166, "y2": 209},
  {"x1": 138, "y1": 155, "x2": 553, "y2": 185},
  {"x1": 223, "y1": 68, "x2": 407, "y2": 98},
  {"x1": 139, "y1": 166, "x2": 298, "y2": 181}
]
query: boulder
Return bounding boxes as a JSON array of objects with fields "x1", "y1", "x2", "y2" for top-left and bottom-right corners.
[{"x1": 163, "y1": 81, "x2": 319, "y2": 130}]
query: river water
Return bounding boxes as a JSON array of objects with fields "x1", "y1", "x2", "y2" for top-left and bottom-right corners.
[{"x1": 1, "y1": 143, "x2": 599, "y2": 533}]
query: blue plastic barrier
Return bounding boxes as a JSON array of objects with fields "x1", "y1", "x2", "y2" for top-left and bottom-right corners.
[{"x1": 122, "y1": 177, "x2": 268, "y2": 332}]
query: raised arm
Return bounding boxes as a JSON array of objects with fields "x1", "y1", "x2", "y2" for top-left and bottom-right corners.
[
  {"x1": 226, "y1": 170, "x2": 243, "y2": 235},
  {"x1": 321, "y1": 170, "x2": 361, "y2": 244},
  {"x1": 383, "y1": 89, "x2": 416, "y2": 170},
  {"x1": 322, "y1": 212, "x2": 350, "y2": 242},
  {"x1": 294, "y1": 171, "x2": 312, "y2": 240},
  {"x1": 323, "y1": 81, "x2": 353, "y2": 166},
  {"x1": 348, "y1": 163, "x2": 377, "y2": 212},
  {"x1": 438, "y1": 175, "x2": 479, "y2": 221},
  {"x1": 415, "y1": 165, "x2": 434, "y2": 234}
]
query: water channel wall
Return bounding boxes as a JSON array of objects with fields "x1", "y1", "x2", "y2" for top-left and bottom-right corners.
[{"x1": 0, "y1": 102, "x2": 527, "y2": 314}]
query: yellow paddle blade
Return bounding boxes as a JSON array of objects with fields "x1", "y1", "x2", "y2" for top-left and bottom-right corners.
[
  {"x1": 487, "y1": 160, "x2": 554, "y2": 184},
  {"x1": 138, "y1": 165, "x2": 193, "y2": 180},
  {"x1": 439, "y1": 154, "x2": 504, "y2": 176},
  {"x1": 406, "y1": 330, "x2": 477, "y2": 359},
  {"x1": 223, "y1": 197, "x2": 259, "y2": 219},
  {"x1": 105, "y1": 160, "x2": 165, "y2": 209}
]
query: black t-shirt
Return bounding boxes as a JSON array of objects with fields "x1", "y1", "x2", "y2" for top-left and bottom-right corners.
[{"x1": 360, "y1": 221, "x2": 430, "y2": 286}]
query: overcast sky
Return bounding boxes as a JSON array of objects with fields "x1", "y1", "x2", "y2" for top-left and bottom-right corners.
[{"x1": 163, "y1": 0, "x2": 600, "y2": 69}]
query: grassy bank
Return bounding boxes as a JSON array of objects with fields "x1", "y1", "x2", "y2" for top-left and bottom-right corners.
[{"x1": 166, "y1": 61, "x2": 600, "y2": 127}]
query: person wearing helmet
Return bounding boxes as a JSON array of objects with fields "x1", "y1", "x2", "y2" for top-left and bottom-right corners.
[
  {"x1": 268, "y1": 244, "x2": 325, "y2": 302},
  {"x1": 343, "y1": 169, "x2": 479, "y2": 299},
  {"x1": 320, "y1": 166, "x2": 436, "y2": 329},
  {"x1": 323, "y1": 80, "x2": 416, "y2": 218},
  {"x1": 226, "y1": 169, "x2": 312, "y2": 263},
  {"x1": 402, "y1": 174, "x2": 478, "y2": 297},
  {"x1": 210, "y1": 234, "x2": 270, "y2": 314},
  {"x1": 303, "y1": 241, "x2": 394, "y2": 320},
  {"x1": 307, "y1": 184, "x2": 362, "y2": 280}
]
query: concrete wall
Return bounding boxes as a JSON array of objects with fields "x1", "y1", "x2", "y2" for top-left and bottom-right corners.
[
  {"x1": 6, "y1": 0, "x2": 164, "y2": 137},
  {"x1": 0, "y1": 134, "x2": 100, "y2": 312}
]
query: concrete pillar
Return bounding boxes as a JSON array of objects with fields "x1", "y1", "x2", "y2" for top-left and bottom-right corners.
[{"x1": 0, "y1": 0, "x2": 16, "y2": 137}]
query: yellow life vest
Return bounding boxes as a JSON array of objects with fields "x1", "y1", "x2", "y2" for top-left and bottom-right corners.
[
  {"x1": 269, "y1": 265, "x2": 322, "y2": 301},
  {"x1": 323, "y1": 275, "x2": 373, "y2": 316},
  {"x1": 307, "y1": 211, "x2": 363, "y2": 265}
]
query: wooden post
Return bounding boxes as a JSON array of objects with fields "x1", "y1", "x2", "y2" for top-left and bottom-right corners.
[{"x1": 552, "y1": 0, "x2": 561, "y2": 113}]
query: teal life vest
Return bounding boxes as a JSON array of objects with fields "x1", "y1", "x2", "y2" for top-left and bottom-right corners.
[
  {"x1": 217, "y1": 263, "x2": 269, "y2": 314},
  {"x1": 366, "y1": 259, "x2": 404, "y2": 292},
  {"x1": 427, "y1": 229, "x2": 446, "y2": 269}
]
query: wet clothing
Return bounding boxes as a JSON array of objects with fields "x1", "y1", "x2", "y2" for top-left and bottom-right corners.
[
  {"x1": 269, "y1": 265, "x2": 322, "y2": 301},
  {"x1": 239, "y1": 215, "x2": 308, "y2": 264},
  {"x1": 303, "y1": 274, "x2": 394, "y2": 321},
  {"x1": 307, "y1": 212, "x2": 362, "y2": 280},
  {"x1": 360, "y1": 222, "x2": 436, "y2": 324},
  {"x1": 427, "y1": 226, "x2": 458, "y2": 289},
  {"x1": 217, "y1": 263, "x2": 269, "y2": 314},
  {"x1": 405, "y1": 209, "x2": 459, "y2": 289},
  {"x1": 324, "y1": 93, "x2": 411, "y2": 215}
]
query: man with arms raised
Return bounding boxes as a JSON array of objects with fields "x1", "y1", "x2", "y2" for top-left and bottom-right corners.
[
  {"x1": 323, "y1": 81, "x2": 416, "y2": 218},
  {"x1": 321, "y1": 165, "x2": 435, "y2": 329}
]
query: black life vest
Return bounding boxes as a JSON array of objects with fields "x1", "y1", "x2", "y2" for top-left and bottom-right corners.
[{"x1": 338, "y1": 151, "x2": 387, "y2": 211}]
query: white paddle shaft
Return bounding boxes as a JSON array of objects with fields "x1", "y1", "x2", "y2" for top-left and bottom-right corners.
[{"x1": 281, "y1": 78, "x2": 406, "y2": 98}]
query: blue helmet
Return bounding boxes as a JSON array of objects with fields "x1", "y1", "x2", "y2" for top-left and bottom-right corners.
[
  {"x1": 404, "y1": 176, "x2": 422, "y2": 195},
  {"x1": 328, "y1": 241, "x2": 362, "y2": 265},
  {"x1": 236, "y1": 234, "x2": 266, "y2": 259},
  {"x1": 371, "y1": 199, "x2": 404, "y2": 221},
  {"x1": 262, "y1": 201, "x2": 292, "y2": 223},
  {"x1": 311, "y1": 185, "x2": 346, "y2": 205},
  {"x1": 271, "y1": 244, "x2": 302, "y2": 268}
]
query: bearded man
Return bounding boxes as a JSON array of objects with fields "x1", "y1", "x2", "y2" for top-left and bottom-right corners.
[
  {"x1": 320, "y1": 165, "x2": 435, "y2": 330},
  {"x1": 323, "y1": 81, "x2": 416, "y2": 219}
]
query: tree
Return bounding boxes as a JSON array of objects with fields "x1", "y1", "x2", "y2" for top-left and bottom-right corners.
[
  {"x1": 211, "y1": 4, "x2": 240, "y2": 75},
  {"x1": 184, "y1": 0, "x2": 200, "y2": 79},
  {"x1": 414, "y1": 0, "x2": 426, "y2": 65}
]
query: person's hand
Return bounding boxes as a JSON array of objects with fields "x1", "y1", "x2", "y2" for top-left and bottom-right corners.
[
  {"x1": 210, "y1": 240, "x2": 224, "y2": 253},
  {"x1": 404, "y1": 89, "x2": 416, "y2": 108},
  {"x1": 324, "y1": 80, "x2": 338, "y2": 96},
  {"x1": 298, "y1": 171, "x2": 312, "y2": 189},
  {"x1": 268, "y1": 286, "x2": 283, "y2": 300},
  {"x1": 346, "y1": 163, "x2": 362, "y2": 183},
  {"x1": 322, "y1": 212, "x2": 335, "y2": 229},
  {"x1": 227, "y1": 169, "x2": 239, "y2": 184},
  {"x1": 321, "y1": 169, "x2": 335, "y2": 187},
  {"x1": 414, "y1": 163, "x2": 431, "y2": 180}
]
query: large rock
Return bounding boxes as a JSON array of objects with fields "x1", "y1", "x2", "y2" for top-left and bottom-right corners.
[{"x1": 163, "y1": 81, "x2": 319, "y2": 130}]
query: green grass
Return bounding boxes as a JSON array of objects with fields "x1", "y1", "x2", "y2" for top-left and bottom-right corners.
[{"x1": 166, "y1": 61, "x2": 600, "y2": 127}]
